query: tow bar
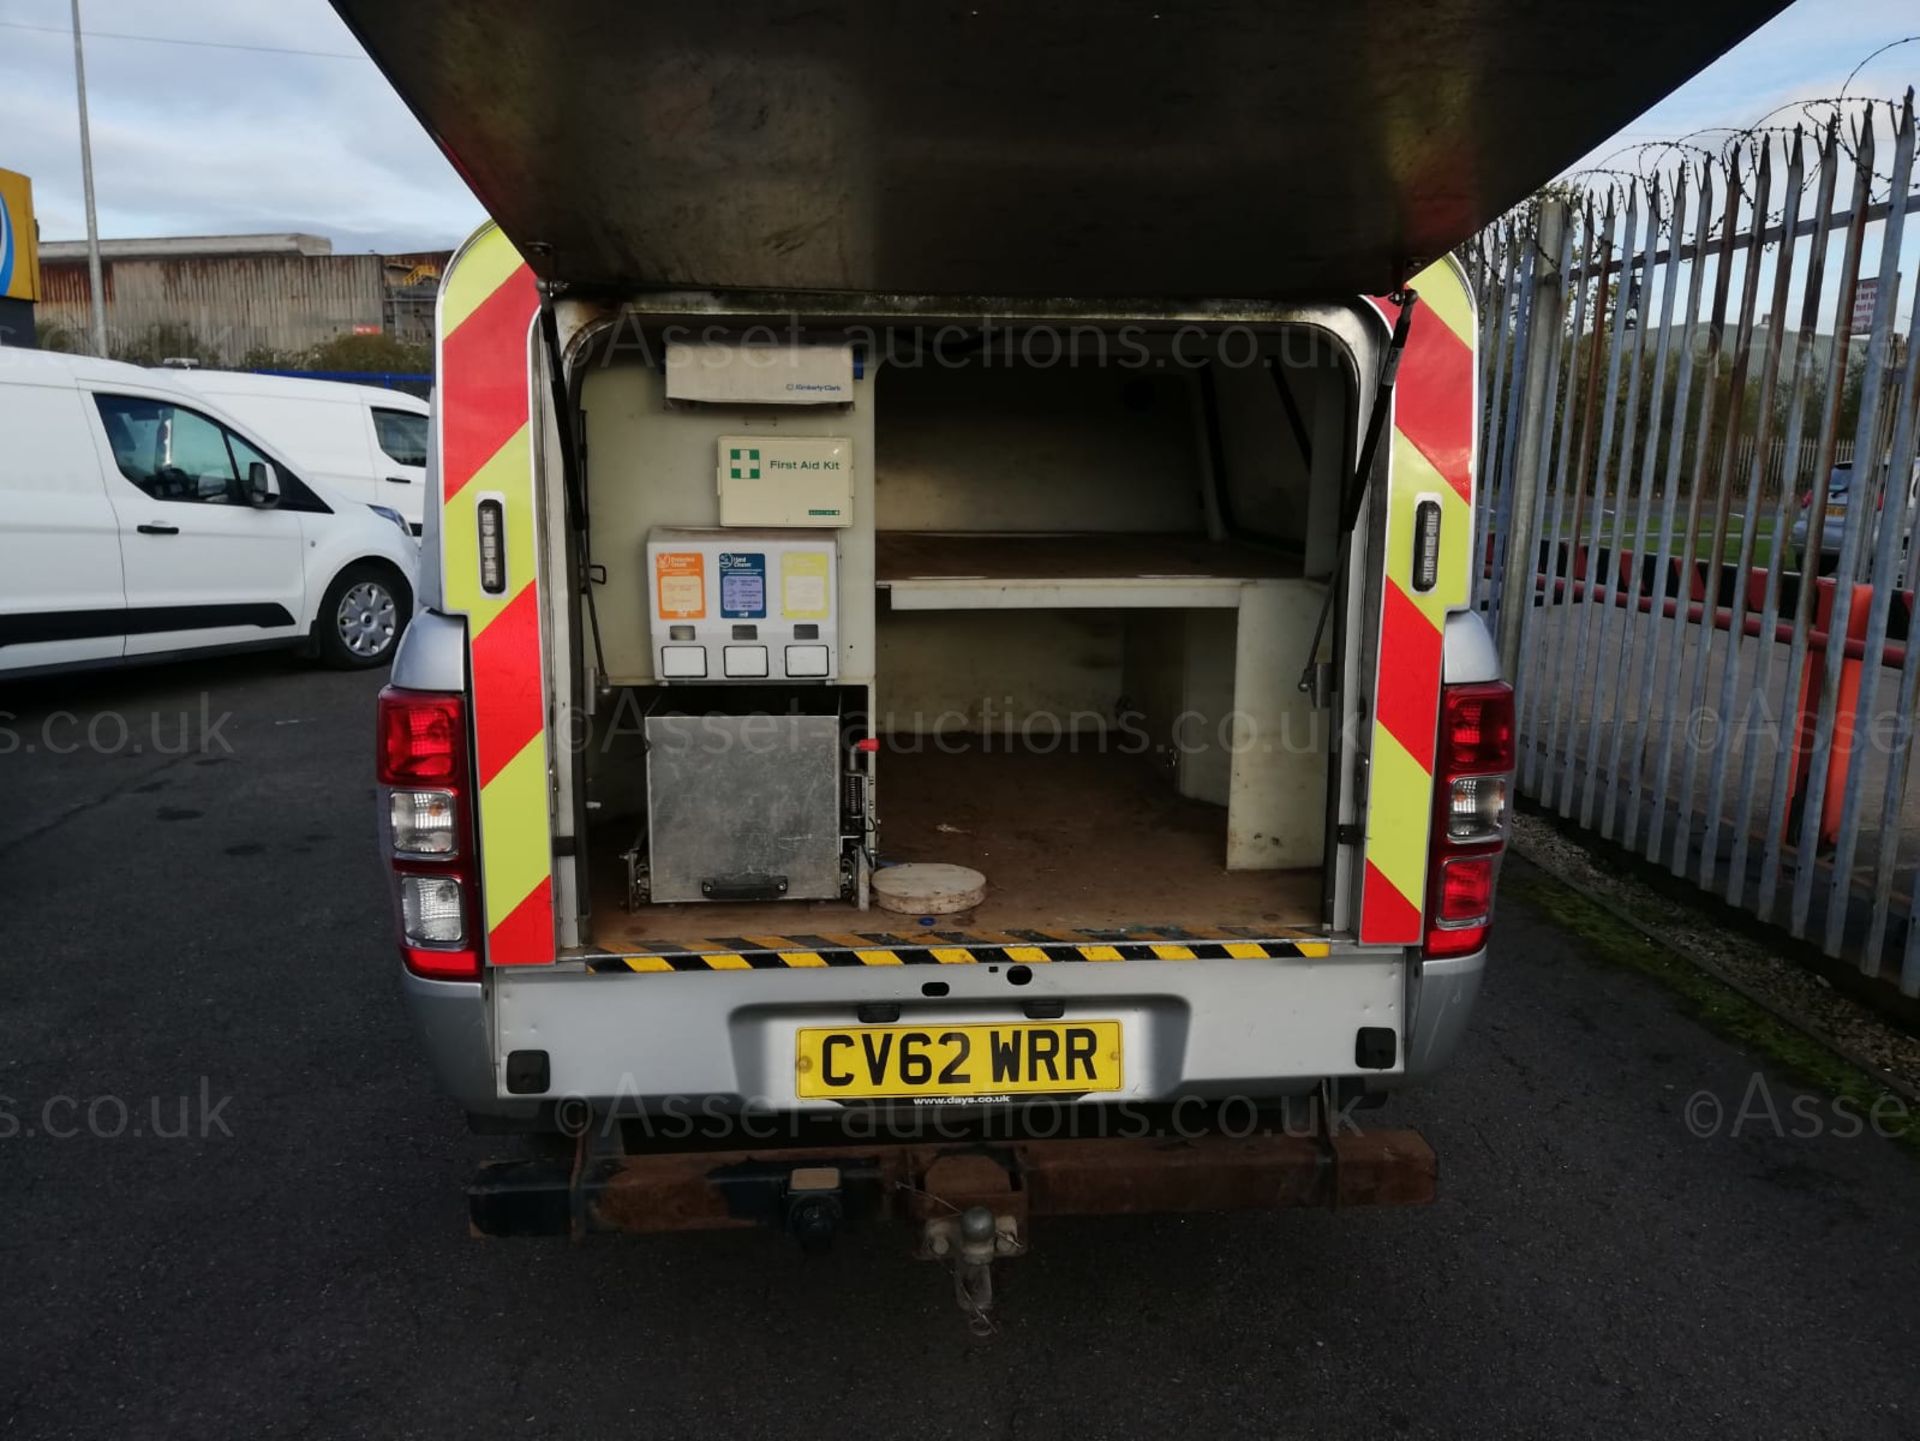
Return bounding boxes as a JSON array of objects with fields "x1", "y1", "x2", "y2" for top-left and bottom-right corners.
[{"x1": 470, "y1": 1099, "x2": 1437, "y2": 1329}]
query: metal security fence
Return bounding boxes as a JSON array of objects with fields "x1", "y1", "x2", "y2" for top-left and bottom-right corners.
[{"x1": 1466, "y1": 95, "x2": 1920, "y2": 995}]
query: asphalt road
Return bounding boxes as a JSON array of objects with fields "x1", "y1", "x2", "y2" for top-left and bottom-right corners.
[{"x1": 3, "y1": 655, "x2": 1918, "y2": 1440}]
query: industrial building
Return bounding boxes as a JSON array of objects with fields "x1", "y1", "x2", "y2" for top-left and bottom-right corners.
[{"x1": 35, "y1": 232, "x2": 449, "y2": 363}]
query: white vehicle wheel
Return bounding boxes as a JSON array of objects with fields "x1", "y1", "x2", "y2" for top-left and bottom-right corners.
[
  {"x1": 318, "y1": 564, "x2": 410, "y2": 669},
  {"x1": 339, "y1": 580, "x2": 397, "y2": 657}
]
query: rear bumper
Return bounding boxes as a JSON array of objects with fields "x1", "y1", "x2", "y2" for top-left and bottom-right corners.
[
  {"x1": 1405, "y1": 947, "x2": 1487, "y2": 1081},
  {"x1": 1787, "y1": 515, "x2": 1857, "y2": 558},
  {"x1": 402, "y1": 943, "x2": 1488, "y2": 1121},
  {"x1": 498, "y1": 953, "x2": 1403, "y2": 1109}
]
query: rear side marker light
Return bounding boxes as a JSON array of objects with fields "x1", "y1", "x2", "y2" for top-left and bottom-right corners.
[
  {"x1": 477, "y1": 498, "x2": 507, "y2": 594},
  {"x1": 1413, "y1": 498, "x2": 1442, "y2": 592}
]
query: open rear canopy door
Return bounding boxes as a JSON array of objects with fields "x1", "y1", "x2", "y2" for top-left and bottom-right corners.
[{"x1": 335, "y1": 0, "x2": 1786, "y2": 299}]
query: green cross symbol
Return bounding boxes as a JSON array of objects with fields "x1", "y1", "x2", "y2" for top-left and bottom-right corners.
[{"x1": 728, "y1": 446, "x2": 761, "y2": 480}]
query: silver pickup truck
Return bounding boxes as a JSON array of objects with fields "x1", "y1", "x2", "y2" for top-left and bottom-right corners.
[{"x1": 336, "y1": 0, "x2": 1785, "y2": 1316}]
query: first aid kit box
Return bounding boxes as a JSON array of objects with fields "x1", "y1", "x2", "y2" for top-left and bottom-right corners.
[
  {"x1": 716, "y1": 435, "x2": 853, "y2": 528},
  {"x1": 645, "y1": 528, "x2": 839, "y2": 682}
]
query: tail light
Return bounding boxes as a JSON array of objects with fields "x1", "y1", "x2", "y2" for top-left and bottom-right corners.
[
  {"x1": 378, "y1": 686, "x2": 479, "y2": 979},
  {"x1": 1425, "y1": 681, "x2": 1514, "y2": 959}
]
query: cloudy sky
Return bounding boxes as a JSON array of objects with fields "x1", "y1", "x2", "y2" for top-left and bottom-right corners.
[
  {"x1": 1560, "y1": 0, "x2": 1916, "y2": 177},
  {"x1": 0, "y1": 0, "x2": 482, "y2": 251},
  {"x1": 0, "y1": 0, "x2": 1915, "y2": 253}
]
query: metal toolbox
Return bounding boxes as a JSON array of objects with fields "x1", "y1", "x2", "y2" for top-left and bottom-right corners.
[{"x1": 642, "y1": 712, "x2": 844, "y2": 903}]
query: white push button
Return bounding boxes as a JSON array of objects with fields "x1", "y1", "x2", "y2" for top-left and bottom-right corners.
[
  {"x1": 660, "y1": 645, "x2": 707, "y2": 678},
  {"x1": 785, "y1": 644, "x2": 831, "y2": 677},
  {"x1": 723, "y1": 645, "x2": 769, "y2": 678}
]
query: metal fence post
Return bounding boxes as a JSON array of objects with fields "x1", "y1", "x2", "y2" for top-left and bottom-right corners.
[
  {"x1": 1496, "y1": 199, "x2": 1568, "y2": 685},
  {"x1": 1463, "y1": 98, "x2": 1920, "y2": 987}
]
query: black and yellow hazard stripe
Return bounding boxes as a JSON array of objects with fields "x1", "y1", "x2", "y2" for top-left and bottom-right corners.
[{"x1": 586, "y1": 929, "x2": 1331, "y2": 974}]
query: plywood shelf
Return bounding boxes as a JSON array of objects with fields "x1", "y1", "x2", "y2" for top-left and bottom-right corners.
[{"x1": 875, "y1": 531, "x2": 1302, "y2": 610}]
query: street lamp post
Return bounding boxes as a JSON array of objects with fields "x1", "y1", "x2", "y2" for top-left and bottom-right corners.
[{"x1": 70, "y1": 0, "x2": 108, "y2": 357}]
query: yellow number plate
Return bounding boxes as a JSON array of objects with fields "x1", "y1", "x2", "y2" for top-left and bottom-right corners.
[{"x1": 795, "y1": 1021, "x2": 1123, "y2": 1099}]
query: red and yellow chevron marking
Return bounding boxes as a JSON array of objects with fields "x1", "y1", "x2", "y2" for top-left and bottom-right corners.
[
  {"x1": 1360, "y1": 257, "x2": 1477, "y2": 945},
  {"x1": 436, "y1": 221, "x2": 554, "y2": 966}
]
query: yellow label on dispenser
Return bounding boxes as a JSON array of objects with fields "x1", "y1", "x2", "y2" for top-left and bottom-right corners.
[{"x1": 781, "y1": 551, "x2": 830, "y2": 619}]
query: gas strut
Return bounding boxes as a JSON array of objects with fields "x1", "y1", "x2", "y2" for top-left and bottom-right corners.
[{"x1": 1296, "y1": 290, "x2": 1419, "y2": 695}]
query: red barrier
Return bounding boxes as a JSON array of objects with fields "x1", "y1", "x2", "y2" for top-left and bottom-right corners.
[
  {"x1": 1785, "y1": 579, "x2": 1871, "y2": 848},
  {"x1": 1513, "y1": 546, "x2": 1908, "y2": 849},
  {"x1": 1521, "y1": 550, "x2": 1913, "y2": 670}
]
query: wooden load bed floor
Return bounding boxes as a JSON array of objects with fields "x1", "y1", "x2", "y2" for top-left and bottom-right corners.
[{"x1": 588, "y1": 743, "x2": 1324, "y2": 951}]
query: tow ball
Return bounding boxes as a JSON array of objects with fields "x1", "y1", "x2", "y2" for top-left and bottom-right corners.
[
  {"x1": 923, "y1": 1206, "x2": 1024, "y2": 1333},
  {"x1": 786, "y1": 1164, "x2": 1024, "y2": 1330}
]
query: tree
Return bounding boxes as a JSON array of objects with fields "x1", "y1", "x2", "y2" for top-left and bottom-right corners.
[
  {"x1": 305, "y1": 331, "x2": 432, "y2": 374},
  {"x1": 238, "y1": 344, "x2": 305, "y2": 371},
  {"x1": 111, "y1": 321, "x2": 222, "y2": 368},
  {"x1": 34, "y1": 319, "x2": 83, "y2": 352}
]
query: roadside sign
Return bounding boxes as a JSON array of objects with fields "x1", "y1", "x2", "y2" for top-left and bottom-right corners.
[
  {"x1": 1851, "y1": 275, "x2": 1898, "y2": 334},
  {"x1": 0, "y1": 167, "x2": 40, "y2": 302}
]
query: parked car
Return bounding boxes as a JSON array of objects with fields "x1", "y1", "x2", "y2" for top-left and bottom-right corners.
[
  {"x1": 167, "y1": 369, "x2": 431, "y2": 531},
  {"x1": 1788, "y1": 460, "x2": 1920, "y2": 577},
  {"x1": 0, "y1": 349, "x2": 418, "y2": 677}
]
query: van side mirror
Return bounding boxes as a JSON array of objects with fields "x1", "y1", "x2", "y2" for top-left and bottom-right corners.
[{"x1": 246, "y1": 460, "x2": 281, "y2": 507}]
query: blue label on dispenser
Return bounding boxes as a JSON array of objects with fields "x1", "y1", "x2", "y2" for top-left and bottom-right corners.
[{"x1": 719, "y1": 552, "x2": 767, "y2": 618}]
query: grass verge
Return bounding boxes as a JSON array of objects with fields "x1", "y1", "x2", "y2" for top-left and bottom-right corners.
[{"x1": 1505, "y1": 861, "x2": 1920, "y2": 1155}]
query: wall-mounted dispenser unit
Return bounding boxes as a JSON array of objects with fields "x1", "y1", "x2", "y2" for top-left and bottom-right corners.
[{"x1": 646, "y1": 527, "x2": 839, "y2": 681}]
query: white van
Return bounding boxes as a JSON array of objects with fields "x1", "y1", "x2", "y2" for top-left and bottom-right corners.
[
  {"x1": 0, "y1": 350, "x2": 420, "y2": 677},
  {"x1": 168, "y1": 370, "x2": 432, "y2": 531}
]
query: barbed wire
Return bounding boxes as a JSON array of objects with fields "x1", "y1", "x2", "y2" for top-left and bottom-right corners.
[
  {"x1": 1462, "y1": 34, "x2": 1918, "y2": 291},
  {"x1": 1489, "y1": 90, "x2": 1915, "y2": 272},
  {"x1": 1570, "y1": 100, "x2": 1909, "y2": 237},
  {"x1": 1842, "y1": 35, "x2": 1920, "y2": 102}
]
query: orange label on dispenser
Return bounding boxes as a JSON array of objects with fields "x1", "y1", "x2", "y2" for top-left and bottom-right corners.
[{"x1": 655, "y1": 551, "x2": 706, "y2": 620}]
